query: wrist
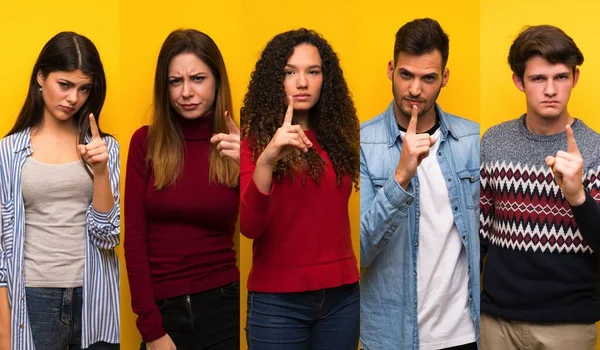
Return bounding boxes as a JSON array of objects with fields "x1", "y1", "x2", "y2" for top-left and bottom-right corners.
[
  {"x1": 567, "y1": 186, "x2": 586, "y2": 206},
  {"x1": 257, "y1": 153, "x2": 276, "y2": 169},
  {"x1": 394, "y1": 172, "x2": 410, "y2": 190}
]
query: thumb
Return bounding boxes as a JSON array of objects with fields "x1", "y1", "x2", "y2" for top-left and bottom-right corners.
[{"x1": 77, "y1": 144, "x2": 87, "y2": 156}]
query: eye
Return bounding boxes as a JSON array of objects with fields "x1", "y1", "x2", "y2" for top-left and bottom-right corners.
[
  {"x1": 192, "y1": 76, "x2": 205, "y2": 82},
  {"x1": 169, "y1": 78, "x2": 182, "y2": 86},
  {"x1": 399, "y1": 71, "x2": 411, "y2": 79},
  {"x1": 308, "y1": 70, "x2": 321, "y2": 75},
  {"x1": 58, "y1": 82, "x2": 69, "y2": 89},
  {"x1": 557, "y1": 75, "x2": 569, "y2": 80},
  {"x1": 423, "y1": 76, "x2": 436, "y2": 82},
  {"x1": 284, "y1": 69, "x2": 294, "y2": 75},
  {"x1": 80, "y1": 86, "x2": 91, "y2": 93},
  {"x1": 531, "y1": 76, "x2": 543, "y2": 82}
]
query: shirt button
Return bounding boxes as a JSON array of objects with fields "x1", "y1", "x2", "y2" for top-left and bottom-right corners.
[
  {"x1": 19, "y1": 324, "x2": 23, "y2": 329},
  {"x1": 448, "y1": 178, "x2": 452, "y2": 182},
  {"x1": 415, "y1": 241, "x2": 419, "y2": 247},
  {"x1": 454, "y1": 207, "x2": 458, "y2": 211},
  {"x1": 416, "y1": 211, "x2": 420, "y2": 217},
  {"x1": 407, "y1": 199, "x2": 414, "y2": 205},
  {"x1": 413, "y1": 271, "x2": 417, "y2": 277},
  {"x1": 438, "y1": 152, "x2": 442, "y2": 156},
  {"x1": 462, "y1": 235, "x2": 466, "y2": 240},
  {"x1": 391, "y1": 225, "x2": 397, "y2": 231}
]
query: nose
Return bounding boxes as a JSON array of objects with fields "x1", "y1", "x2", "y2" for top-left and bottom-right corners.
[
  {"x1": 544, "y1": 79, "x2": 557, "y2": 97},
  {"x1": 182, "y1": 80, "x2": 193, "y2": 98},
  {"x1": 296, "y1": 73, "x2": 308, "y2": 89},
  {"x1": 65, "y1": 88, "x2": 78, "y2": 105},
  {"x1": 409, "y1": 78, "x2": 421, "y2": 97}
]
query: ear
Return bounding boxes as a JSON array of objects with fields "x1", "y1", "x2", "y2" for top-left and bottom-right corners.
[
  {"x1": 387, "y1": 60, "x2": 394, "y2": 81},
  {"x1": 441, "y1": 68, "x2": 450, "y2": 88},
  {"x1": 36, "y1": 70, "x2": 45, "y2": 87},
  {"x1": 512, "y1": 73, "x2": 525, "y2": 92},
  {"x1": 572, "y1": 67, "x2": 580, "y2": 88}
]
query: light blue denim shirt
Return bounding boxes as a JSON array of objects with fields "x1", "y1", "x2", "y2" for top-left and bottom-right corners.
[{"x1": 360, "y1": 102, "x2": 480, "y2": 350}]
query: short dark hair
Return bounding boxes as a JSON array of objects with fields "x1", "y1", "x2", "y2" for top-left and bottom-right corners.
[
  {"x1": 508, "y1": 25, "x2": 583, "y2": 80},
  {"x1": 394, "y1": 18, "x2": 450, "y2": 69}
]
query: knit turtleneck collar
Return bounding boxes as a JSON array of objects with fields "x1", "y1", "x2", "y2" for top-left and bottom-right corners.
[{"x1": 175, "y1": 112, "x2": 214, "y2": 141}]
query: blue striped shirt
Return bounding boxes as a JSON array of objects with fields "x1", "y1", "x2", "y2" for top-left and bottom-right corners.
[{"x1": 0, "y1": 128, "x2": 120, "y2": 349}]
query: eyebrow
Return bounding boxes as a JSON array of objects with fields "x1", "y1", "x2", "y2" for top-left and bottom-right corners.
[
  {"x1": 527, "y1": 71, "x2": 570, "y2": 78},
  {"x1": 59, "y1": 79, "x2": 92, "y2": 87},
  {"x1": 398, "y1": 68, "x2": 438, "y2": 78},
  {"x1": 285, "y1": 64, "x2": 322, "y2": 69}
]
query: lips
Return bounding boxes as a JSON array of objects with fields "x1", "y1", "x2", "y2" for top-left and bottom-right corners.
[
  {"x1": 293, "y1": 94, "x2": 311, "y2": 100},
  {"x1": 59, "y1": 105, "x2": 75, "y2": 113},
  {"x1": 180, "y1": 103, "x2": 199, "y2": 111}
]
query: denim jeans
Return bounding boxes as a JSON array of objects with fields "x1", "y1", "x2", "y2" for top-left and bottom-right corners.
[
  {"x1": 140, "y1": 281, "x2": 240, "y2": 350},
  {"x1": 246, "y1": 282, "x2": 360, "y2": 350},
  {"x1": 26, "y1": 287, "x2": 120, "y2": 349}
]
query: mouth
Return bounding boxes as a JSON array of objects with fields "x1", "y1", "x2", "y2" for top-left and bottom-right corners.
[
  {"x1": 293, "y1": 94, "x2": 311, "y2": 100},
  {"x1": 541, "y1": 100, "x2": 559, "y2": 106},
  {"x1": 404, "y1": 99, "x2": 424, "y2": 106},
  {"x1": 59, "y1": 105, "x2": 75, "y2": 113},
  {"x1": 180, "y1": 103, "x2": 199, "y2": 111}
]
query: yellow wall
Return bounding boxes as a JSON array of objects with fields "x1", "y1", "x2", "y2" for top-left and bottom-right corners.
[{"x1": 480, "y1": 1, "x2": 600, "y2": 346}]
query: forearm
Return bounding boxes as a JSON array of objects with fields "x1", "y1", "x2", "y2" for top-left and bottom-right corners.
[
  {"x1": 92, "y1": 168, "x2": 115, "y2": 213},
  {"x1": 252, "y1": 156, "x2": 275, "y2": 194},
  {"x1": 571, "y1": 190, "x2": 600, "y2": 252},
  {"x1": 0, "y1": 288, "x2": 10, "y2": 349}
]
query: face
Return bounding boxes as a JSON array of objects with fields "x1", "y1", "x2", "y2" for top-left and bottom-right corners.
[
  {"x1": 37, "y1": 69, "x2": 92, "y2": 122},
  {"x1": 388, "y1": 50, "x2": 449, "y2": 120},
  {"x1": 168, "y1": 52, "x2": 216, "y2": 119},
  {"x1": 513, "y1": 56, "x2": 578, "y2": 120},
  {"x1": 283, "y1": 44, "x2": 323, "y2": 112}
]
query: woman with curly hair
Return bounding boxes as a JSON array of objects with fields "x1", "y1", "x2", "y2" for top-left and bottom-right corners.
[{"x1": 240, "y1": 28, "x2": 360, "y2": 349}]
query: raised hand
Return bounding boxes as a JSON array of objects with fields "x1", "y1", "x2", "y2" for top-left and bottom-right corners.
[
  {"x1": 394, "y1": 105, "x2": 436, "y2": 189},
  {"x1": 210, "y1": 111, "x2": 240, "y2": 164},
  {"x1": 77, "y1": 114, "x2": 109, "y2": 174},
  {"x1": 545, "y1": 124, "x2": 585, "y2": 205},
  {"x1": 256, "y1": 96, "x2": 313, "y2": 168}
]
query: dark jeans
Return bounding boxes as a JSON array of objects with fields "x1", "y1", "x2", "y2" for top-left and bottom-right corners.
[
  {"x1": 26, "y1": 287, "x2": 119, "y2": 350},
  {"x1": 141, "y1": 281, "x2": 240, "y2": 350},
  {"x1": 246, "y1": 282, "x2": 360, "y2": 350}
]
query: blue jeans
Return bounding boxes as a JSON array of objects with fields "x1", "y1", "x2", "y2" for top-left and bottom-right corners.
[
  {"x1": 246, "y1": 282, "x2": 359, "y2": 350},
  {"x1": 26, "y1": 287, "x2": 119, "y2": 350}
]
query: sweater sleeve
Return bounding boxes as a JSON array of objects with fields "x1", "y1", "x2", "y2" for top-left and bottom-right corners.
[
  {"x1": 479, "y1": 135, "x2": 493, "y2": 272},
  {"x1": 240, "y1": 139, "x2": 272, "y2": 239},
  {"x1": 571, "y1": 169, "x2": 600, "y2": 253},
  {"x1": 123, "y1": 126, "x2": 166, "y2": 342}
]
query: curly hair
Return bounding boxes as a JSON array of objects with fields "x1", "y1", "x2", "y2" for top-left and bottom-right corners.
[{"x1": 241, "y1": 28, "x2": 359, "y2": 190}]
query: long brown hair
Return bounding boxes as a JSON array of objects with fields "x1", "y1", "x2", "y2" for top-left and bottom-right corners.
[
  {"x1": 8, "y1": 31, "x2": 108, "y2": 179},
  {"x1": 148, "y1": 29, "x2": 238, "y2": 189}
]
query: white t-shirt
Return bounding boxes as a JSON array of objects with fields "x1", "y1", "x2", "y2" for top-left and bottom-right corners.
[{"x1": 402, "y1": 128, "x2": 476, "y2": 349}]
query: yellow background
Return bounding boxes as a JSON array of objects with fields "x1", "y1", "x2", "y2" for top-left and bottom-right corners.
[{"x1": 3, "y1": 0, "x2": 599, "y2": 349}]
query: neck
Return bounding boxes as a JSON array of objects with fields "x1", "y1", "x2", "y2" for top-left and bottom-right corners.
[
  {"x1": 295, "y1": 110, "x2": 310, "y2": 130},
  {"x1": 176, "y1": 112, "x2": 214, "y2": 140},
  {"x1": 33, "y1": 109, "x2": 78, "y2": 137},
  {"x1": 525, "y1": 108, "x2": 573, "y2": 135},
  {"x1": 393, "y1": 102, "x2": 437, "y2": 133}
]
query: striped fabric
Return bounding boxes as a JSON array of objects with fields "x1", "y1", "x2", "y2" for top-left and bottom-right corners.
[{"x1": 0, "y1": 128, "x2": 120, "y2": 349}]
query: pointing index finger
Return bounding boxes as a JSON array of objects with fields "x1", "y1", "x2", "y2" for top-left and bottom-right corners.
[
  {"x1": 89, "y1": 113, "x2": 100, "y2": 140},
  {"x1": 407, "y1": 105, "x2": 418, "y2": 134},
  {"x1": 283, "y1": 96, "x2": 294, "y2": 127},
  {"x1": 224, "y1": 111, "x2": 239, "y2": 135},
  {"x1": 566, "y1": 124, "x2": 580, "y2": 154}
]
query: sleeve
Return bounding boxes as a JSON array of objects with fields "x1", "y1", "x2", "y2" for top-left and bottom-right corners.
[
  {"x1": 0, "y1": 152, "x2": 9, "y2": 288},
  {"x1": 239, "y1": 139, "x2": 273, "y2": 239},
  {"x1": 571, "y1": 166, "x2": 600, "y2": 253},
  {"x1": 479, "y1": 135, "x2": 493, "y2": 272},
  {"x1": 123, "y1": 127, "x2": 166, "y2": 342},
  {"x1": 86, "y1": 136, "x2": 120, "y2": 249},
  {"x1": 359, "y1": 144, "x2": 415, "y2": 267}
]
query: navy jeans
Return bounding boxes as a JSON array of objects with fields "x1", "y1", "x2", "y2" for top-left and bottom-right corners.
[
  {"x1": 26, "y1": 287, "x2": 119, "y2": 350},
  {"x1": 246, "y1": 282, "x2": 360, "y2": 350},
  {"x1": 140, "y1": 281, "x2": 240, "y2": 350}
]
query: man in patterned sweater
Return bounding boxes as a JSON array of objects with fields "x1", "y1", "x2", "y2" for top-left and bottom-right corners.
[{"x1": 480, "y1": 25, "x2": 600, "y2": 349}]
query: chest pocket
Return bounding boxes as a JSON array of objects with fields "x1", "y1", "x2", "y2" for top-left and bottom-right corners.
[
  {"x1": 457, "y1": 169, "x2": 480, "y2": 209},
  {"x1": 371, "y1": 177, "x2": 387, "y2": 192}
]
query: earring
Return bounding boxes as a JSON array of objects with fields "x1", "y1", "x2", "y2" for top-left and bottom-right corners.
[{"x1": 39, "y1": 87, "x2": 42, "y2": 92}]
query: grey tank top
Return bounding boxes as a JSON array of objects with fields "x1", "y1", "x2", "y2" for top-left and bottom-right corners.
[{"x1": 21, "y1": 157, "x2": 93, "y2": 287}]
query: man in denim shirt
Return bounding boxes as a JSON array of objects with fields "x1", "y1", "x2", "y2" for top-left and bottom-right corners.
[{"x1": 360, "y1": 18, "x2": 480, "y2": 350}]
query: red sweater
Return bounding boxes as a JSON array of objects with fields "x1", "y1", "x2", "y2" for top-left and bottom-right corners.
[
  {"x1": 240, "y1": 129, "x2": 359, "y2": 293},
  {"x1": 124, "y1": 115, "x2": 239, "y2": 342}
]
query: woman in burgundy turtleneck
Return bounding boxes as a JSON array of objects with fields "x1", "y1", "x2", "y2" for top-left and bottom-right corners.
[{"x1": 124, "y1": 29, "x2": 240, "y2": 350}]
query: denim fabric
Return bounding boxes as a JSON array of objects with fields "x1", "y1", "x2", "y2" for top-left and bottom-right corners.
[
  {"x1": 246, "y1": 282, "x2": 359, "y2": 349},
  {"x1": 26, "y1": 287, "x2": 119, "y2": 349},
  {"x1": 140, "y1": 281, "x2": 240, "y2": 350},
  {"x1": 360, "y1": 103, "x2": 480, "y2": 349}
]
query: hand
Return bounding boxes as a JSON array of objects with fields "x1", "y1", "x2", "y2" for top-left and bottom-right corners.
[
  {"x1": 210, "y1": 111, "x2": 240, "y2": 164},
  {"x1": 256, "y1": 96, "x2": 313, "y2": 168},
  {"x1": 545, "y1": 124, "x2": 585, "y2": 205},
  {"x1": 146, "y1": 333, "x2": 176, "y2": 350},
  {"x1": 77, "y1": 114, "x2": 109, "y2": 174},
  {"x1": 395, "y1": 105, "x2": 436, "y2": 189}
]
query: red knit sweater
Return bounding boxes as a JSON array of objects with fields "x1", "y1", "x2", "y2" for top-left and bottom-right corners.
[
  {"x1": 240, "y1": 129, "x2": 359, "y2": 293},
  {"x1": 124, "y1": 115, "x2": 239, "y2": 342}
]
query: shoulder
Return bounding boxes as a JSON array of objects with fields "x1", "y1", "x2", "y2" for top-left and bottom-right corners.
[
  {"x1": 443, "y1": 112, "x2": 479, "y2": 137},
  {"x1": 481, "y1": 118, "x2": 521, "y2": 142},
  {"x1": 130, "y1": 125, "x2": 150, "y2": 144},
  {"x1": 360, "y1": 111, "x2": 390, "y2": 144}
]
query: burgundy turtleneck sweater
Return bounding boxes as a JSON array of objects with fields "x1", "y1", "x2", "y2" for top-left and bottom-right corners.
[{"x1": 124, "y1": 115, "x2": 239, "y2": 342}]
